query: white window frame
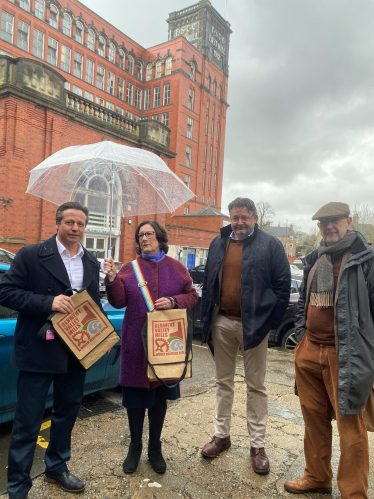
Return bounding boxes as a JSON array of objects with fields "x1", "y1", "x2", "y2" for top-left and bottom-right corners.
[
  {"x1": 107, "y1": 71, "x2": 115, "y2": 96},
  {"x1": 190, "y1": 62, "x2": 195, "y2": 81},
  {"x1": 146, "y1": 63, "x2": 152, "y2": 81},
  {"x1": 188, "y1": 88, "x2": 194, "y2": 110},
  {"x1": 49, "y1": 5, "x2": 58, "y2": 29},
  {"x1": 136, "y1": 60, "x2": 142, "y2": 80},
  {"x1": 117, "y1": 77, "x2": 124, "y2": 100},
  {"x1": 211, "y1": 118, "x2": 214, "y2": 138},
  {"x1": 155, "y1": 60, "x2": 162, "y2": 78},
  {"x1": 118, "y1": 50, "x2": 124, "y2": 69},
  {"x1": 161, "y1": 112, "x2": 169, "y2": 126},
  {"x1": 73, "y1": 51, "x2": 83, "y2": 78},
  {"x1": 144, "y1": 88, "x2": 151, "y2": 110},
  {"x1": 75, "y1": 21, "x2": 83, "y2": 44},
  {"x1": 184, "y1": 174, "x2": 191, "y2": 189},
  {"x1": 19, "y1": 0, "x2": 30, "y2": 12},
  {"x1": 165, "y1": 57, "x2": 172, "y2": 76},
  {"x1": 97, "y1": 65, "x2": 105, "y2": 91},
  {"x1": 35, "y1": 0, "x2": 45, "y2": 20},
  {"x1": 47, "y1": 36, "x2": 58, "y2": 66},
  {"x1": 108, "y1": 43, "x2": 115, "y2": 63},
  {"x1": 186, "y1": 146, "x2": 192, "y2": 168},
  {"x1": 154, "y1": 86, "x2": 160, "y2": 107},
  {"x1": 208, "y1": 171, "x2": 211, "y2": 191},
  {"x1": 85, "y1": 91, "x2": 93, "y2": 101},
  {"x1": 209, "y1": 145, "x2": 213, "y2": 165},
  {"x1": 135, "y1": 87, "x2": 142, "y2": 110},
  {"x1": 215, "y1": 148, "x2": 218, "y2": 168},
  {"x1": 87, "y1": 29, "x2": 95, "y2": 51},
  {"x1": 126, "y1": 82, "x2": 133, "y2": 105},
  {"x1": 62, "y1": 13, "x2": 71, "y2": 37},
  {"x1": 116, "y1": 106, "x2": 123, "y2": 115},
  {"x1": 1, "y1": 11, "x2": 14, "y2": 44},
  {"x1": 98, "y1": 36, "x2": 105, "y2": 57},
  {"x1": 61, "y1": 44, "x2": 71, "y2": 72},
  {"x1": 17, "y1": 20, "x2": 30, "y2": 52},
  {"x1": 163, "y1": 83, "x2": 170, "y2": 106},
  {"x1": 73, "y1": 85, "x2": 82, "y2": 96},
  {"x1": 202, "y1": 169, "x2": 205, "y2": 189},
  {"x1": 187, "y1": 117, "x2": 193, "y2": 139},
  {"x1": 125, "y1": 110, "x2": 133, "y2": 120},
  {"x1": 204, "y1": 142, "x2": 207, "y2": 163},
  {"x1": 127, "y1": 55, "x2": 134, "y2": 75},
  {"x1": 214, "y1": 173, "x2": 216, "y2": 193},
  {"x1": 85, "y1": 59, "x2": 94, "y2": 85},
  {"x1": 216, "y1": 122, "x2": 219, "y2": 141},
  {"x1": 33, "y1": 28, "x2": 44, "y2": 59}
]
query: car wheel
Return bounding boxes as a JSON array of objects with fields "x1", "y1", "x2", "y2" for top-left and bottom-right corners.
[{"x1": 281, "y1": 327, "x2": 297, "y2": 350}]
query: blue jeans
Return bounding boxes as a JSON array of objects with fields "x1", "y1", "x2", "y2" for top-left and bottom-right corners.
[{"x1": 7, "y1": 362, "x2": 85, "y2": 499}]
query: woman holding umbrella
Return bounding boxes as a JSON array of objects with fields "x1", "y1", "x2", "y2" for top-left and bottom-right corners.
[{"x1": 104, "y1": 220, "x2": 198, "y2": 474}]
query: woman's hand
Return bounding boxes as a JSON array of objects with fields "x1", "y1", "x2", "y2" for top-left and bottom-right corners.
[
  {"x1": 154, "y1": 297, "x2": 174, "y2": 310},
  {"x1": 104, "y1": 257, "x2": 117, "y2": 283}
]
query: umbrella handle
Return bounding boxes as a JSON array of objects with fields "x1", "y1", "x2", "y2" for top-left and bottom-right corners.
[{"x1": 100, "y1": 249, "x2": 112, "y2": 274}]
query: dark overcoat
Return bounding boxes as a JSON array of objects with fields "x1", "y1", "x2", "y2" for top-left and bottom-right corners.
[{"x1": 0, "y1": 234, "x2": 101, "y2": 373}]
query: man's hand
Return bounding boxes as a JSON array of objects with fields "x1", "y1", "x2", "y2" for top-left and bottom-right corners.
[
  {"x1": 104, "y1": 257, "x2": 117, "y2": 283},
  {"x1": 52, "y1": 295, "x2": 75, "y2": 314}
]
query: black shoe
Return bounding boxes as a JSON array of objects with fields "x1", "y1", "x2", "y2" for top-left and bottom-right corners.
[
  {"x1": 148, "y1": 441, "x2": 166, "y2": 473},
  {"x1": 122, "y1": 443, "x2": 143, "y2": 473},
  {"x1": 44, "y1": 471, "x2": 85, "y2": 493}
]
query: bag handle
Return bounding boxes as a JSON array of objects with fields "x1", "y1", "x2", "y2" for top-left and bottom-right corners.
[{"x1": 131, "y1": 259, "x2": 155, "y2": 312}]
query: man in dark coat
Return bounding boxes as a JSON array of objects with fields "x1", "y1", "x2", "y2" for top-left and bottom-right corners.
[
  {"x1": 0, "y1": 202, "x2": 101, "y2": 499},
  {"x1": 200, "y1": 197, "x2": 290, "y2": 474},
  {"x1": 285, "y1": 202, "x2": 374, "y2": 498}
]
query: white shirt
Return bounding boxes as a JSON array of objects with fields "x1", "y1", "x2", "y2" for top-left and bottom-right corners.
[{"x1": 56, "y1": 237, "x2": 84, "y2": 291}]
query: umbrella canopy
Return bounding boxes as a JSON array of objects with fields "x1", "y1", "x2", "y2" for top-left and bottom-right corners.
[{"x1": 26, "y1": 141, "x2": 195, "y2": 217}]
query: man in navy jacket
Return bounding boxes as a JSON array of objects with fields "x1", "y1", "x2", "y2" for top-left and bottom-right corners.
[
  {"x1": 200, "y1": 197, "x2": 290, "y2": 474},
  {"x1": 0, "y1": 202, "x2": 101, "y2": 499}
]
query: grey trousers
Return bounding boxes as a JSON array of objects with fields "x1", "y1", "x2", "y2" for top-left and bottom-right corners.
[{"x1": 212, "y1": 314, "x2": 269, "y2": 447}]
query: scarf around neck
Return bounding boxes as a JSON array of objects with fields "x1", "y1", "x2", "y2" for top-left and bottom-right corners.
[
  {"x1": 141, "y1": 249, "x2": 166, "y2": 263},
  {"x1": 310, "y1": 230, "x2": 356, "y2": 308}
]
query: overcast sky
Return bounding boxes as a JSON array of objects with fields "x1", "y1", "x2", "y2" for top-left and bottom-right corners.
[{"x1": 81, "y1": 0, "x2": 374, "y2": 232}]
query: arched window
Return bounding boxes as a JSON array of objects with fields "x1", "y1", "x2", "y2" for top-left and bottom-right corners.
[
  {"x1": 119, "y1": 49, "x2": 125, "y2": 69},
  {"x1": 190, "y1": 62, "x2": 195, "y2": 81},
  {"x1": 62, "y1": 13, "x2": 71, "y2": 37},
  {"x1": 87, "y1": 29, "x2": 95, "y2": 51},
  {"x1": 98, "y1": 36, "x2": 105, "y2": 57},
  {"x1": 75, "y1": 21, "x2": 83, "y2": 44},
  {"x1": 35, "y1": 0, "x2": 44, "y2": 20},
  {"x1": 136, "y1": 60, "x2": 142, "y2": 80},
  {"x1": 165, "y1": 57, "x2": 172, "y2": 76},
  {"x1": 108, "y1": 43, "x2": 115, "y2": 63},
  {"x1": 146, "y1": 63, "x2": 152, "y2": 81},
  {"x1": 49, "y1": 4, "x2": 58, "y2": 29},
  {"x1": 127, "y1": 55, "x2": 134, "y2": 75},
  {"x1": 155, "y1": 60, "x2": 162, "y2": 78}
]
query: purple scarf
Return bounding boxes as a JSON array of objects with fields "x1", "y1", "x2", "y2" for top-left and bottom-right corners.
[{"x1": 141, "y1": 249, "x2": 166, "y2": 263}]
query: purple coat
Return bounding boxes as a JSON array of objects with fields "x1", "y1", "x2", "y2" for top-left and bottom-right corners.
[{"x1": 105, "y1": 256, "x2": 199, "y2": 388}]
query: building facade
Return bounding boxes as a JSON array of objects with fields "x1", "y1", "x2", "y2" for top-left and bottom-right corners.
[
  {"x1": 263, "y1": 225, "x2": 296, "y2": 258},
  {"x1": 0, "y1": 0, "x2": 231, "y2": 265}
]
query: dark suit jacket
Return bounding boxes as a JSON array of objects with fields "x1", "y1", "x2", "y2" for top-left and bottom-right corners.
[{"x1": 0, "y1": 234, "x2": 101, "y2": 373}]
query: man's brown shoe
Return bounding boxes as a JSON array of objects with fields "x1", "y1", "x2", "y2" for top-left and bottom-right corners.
[
  {"x1": 250, "y1": 447, "x2": 270, "y2": 474},
  {"x1": 284, "y1": 477, "x2": 332, "y2": 494},
  {"x1": 201, "y1": 435, "x2": 231, "y2": 458}
]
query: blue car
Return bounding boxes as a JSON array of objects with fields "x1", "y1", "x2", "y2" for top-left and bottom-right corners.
[{"x1": 0, "y1": 263, "x2": 124, "y2": 424}]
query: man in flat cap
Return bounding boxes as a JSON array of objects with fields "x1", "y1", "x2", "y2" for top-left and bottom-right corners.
[{"x1": 285, "y1": 202, "x2": 374, "y2": 498}]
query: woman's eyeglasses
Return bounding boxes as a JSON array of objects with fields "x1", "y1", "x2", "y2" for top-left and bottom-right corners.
[{"x1": 138, "y1": 231, "x2": 155, "y2": 240}]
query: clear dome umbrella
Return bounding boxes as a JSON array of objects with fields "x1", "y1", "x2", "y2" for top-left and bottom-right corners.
[{"x1": 26, "y1": 141, "x2": 195, "y2": 258}]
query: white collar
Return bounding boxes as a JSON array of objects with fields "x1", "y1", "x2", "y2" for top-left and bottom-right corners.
[{"x1": 56, "y1": 237, "x2": 84, "y2": 258}]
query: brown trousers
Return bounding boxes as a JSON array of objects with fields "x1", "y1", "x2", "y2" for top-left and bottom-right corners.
[{"x1": 295, "y1": 334, "x2": 369, "y2": 499}]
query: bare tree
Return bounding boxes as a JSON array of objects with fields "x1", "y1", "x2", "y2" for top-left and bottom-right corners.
[
  {"x1": 351, "y1": 203, "x2": 374, "y2": 243},
  {"x1": 256, "y1": 201, "x2": 275, "y2": 229}
]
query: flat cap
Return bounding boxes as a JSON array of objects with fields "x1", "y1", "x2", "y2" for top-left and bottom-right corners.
[{"x1": 312, "y1": 202, "x2": 350, "y2": 221}]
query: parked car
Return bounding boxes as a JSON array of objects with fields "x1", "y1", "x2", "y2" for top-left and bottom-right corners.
[
  {"x1": 0, "y1": 263, "x2": 125, "y2": 424},
  {"x1": 0, "y1": 248, "x2": 15, "y2": 265},
  {"x1": 290, "y1": 264, "x2": 303, "y2": 275},
  {"x1": 189, "y1": 264, "x2": 206, "y2": 284}
]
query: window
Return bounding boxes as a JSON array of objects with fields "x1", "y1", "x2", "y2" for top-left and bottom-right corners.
[
  {"x1": 85, "y1": 59, "x2": 94, "y2": 84},
  {"x1": 187, "y1": 117, "x2": 193, "y2": 139},
  {"x1": 87, "y1": 29, "x2": 95, "y2": 51},
  {"x1": 98, "y1": 36, "x2": 105, "y2": 57},
  {"x1": 64, "y1": 82, "x2": 70, "y2": 90},
  {"x1": 184, "y1": 207, "x2": 189, "y2": 215},
  {"x1": 215, "y1": 148, "x2": 218, "y2": 168},
  {"x1": 1, "y1": 11, "x2": 14, "y2": 44},
  {"x1": 161, "y1": 112, "x2": 169, "y2": 126},
  {"x1": 163, "y1": 84, "x2": 170, "y2": 106},
  {"x1": 127, "y1": 56, "x2": 134, "y2": 74},
  {"x1": 152, "y1": 114, "x2": 159, "y2": 120},
  {"x1": 17, "y1": 20, "x2": 29, "y2": 52},
  {"x1": 73, "y1": 85, "x2": 82, "y2": 96},
  {"x1": 154, "y1": 86, "x2": 160, "y2": 107},
  {"x1": 107, "y1": 71, "x2": 115, "y2": 95},
  {"x1": 190, "y1": 62, "x2": 195, "y2": 81},
  {"x1": 97, "y1": 65, "x2": 105, "y2": 90},
  {"x1": 96, "y1": 96, "x2": 104, "y2": 106},
  {"x1": 135, "y1": 87, "x2": 142, "y2": 109},
  {"x1": 106, "y1": 101, "x2": 114, "y2": 111},
  {"x1": 61, "y1": 45, "x2": 71, "y2": 72},
  {"x1": 208, "y1": 171, "x2": 211, "y2": 190},
  {"x1": 117, "y1": 77, "x2": 124, "y2": 100},
  {"x1": 206, "y1": 100, "x2": 209, "y2": 109},
  {"x1": 144, "y1": 88, "x2": 151, "y2": 110},
  {"x1": 202, "y1": 169, "x2": 205, "y2": 188},
  {"x1": 33, "y1": 29, "x2": 44, "y2": 59},
  {"x1": 205, "y1": 115, "x2": 208, "y2": 135},
  {"x1": 216, "y1": 122, "x2": 219, "y2": 141},
  {"x1": 74, "y1": 52, "x2": 83, "y2": 78},
  {"x1": 184, "y1": 174, "x2": 190, "y2": 189},
  {"x1": 49, "y1": 5, "x2": 58, "y2": 29},
  {"x1": 62, "y1": 14, "x2": 71, "y2": 37},
  {"x1": 134, "y1": 115, "x2": 141, "y2": 122},
  {"x1": 209, "y1": 145, "x2": 213, "y2": 165},
  {"x1": 146, "y1": 63, "x2": 152, "y2": 81},
  {"x1": 85, "y1": 91, "x2": 93, "y2": 101},
  {"x1": 218, "y1": 107, "x2": 220, "y2": 116},
  {"x1": 20, "y1": 0, "x2": 30, "y2": 11},
  {"x1": 207, "y1": 197, "x2": 210, "y2": 205},
  {"x1": 136, "y1": 60, "x2": 142, "y2": 79},
  {"x1": 108, "y1": 43, "x2": 115, "y2": 63},
  {"x1": 211, "y1": 118, "x2": 214, "y2": 138},
  {"x1": 212, "y1": 103, "x2": 215, "y2": 113},
  {"x1": 47, "y1": 37, "x2": 58, "y2": 66},
  {"x1": 126, "y1": 82, "x2": 133, "y2": 105},
  {"x1": 75, "y1": 21, "x2": 83, "y2": 44},
  {"x1": 214, "y1": 173, "x2": 216, "y2": 193},
  {"x1": 213, "y1": 198, "x2": 215, "y2": 206},
  {"x1": 204, "y1": 142, "x2": 207, "y2": 163},
  {"x1": 188, "y1": 88, "x2": 194, "y2": 110},
  {"x1": 155, "y1": 61, "x2": 162, "y2": 78},
  {"x1": 213, "y1": 80, "x2": 216, "y2": 96},
  {"x1": 35, "y1": 0, "x2": 44, "y2": 20},
  {"x1": 165, "y1": 57, "x2": 172, "y2": 75},
  {"x1": 119, "y1": 50, "x2": 124, "y2": 69},
  {"x1": 116, "y1": 106, "x2": 123, "y2": 115},
  {"x1": 202, "y1": 195, "x2": 204, "y2": 203},
  {"x1": 185, "y1": 146, "x2": 191, "y2": 168},
  {"x1": 125, "y1": 111, "x2": 133, "y2": 119}
]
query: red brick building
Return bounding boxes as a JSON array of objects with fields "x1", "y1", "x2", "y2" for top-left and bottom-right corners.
[{"x1": 0, "y1": 0, "x2": 231, "y2": 266}]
